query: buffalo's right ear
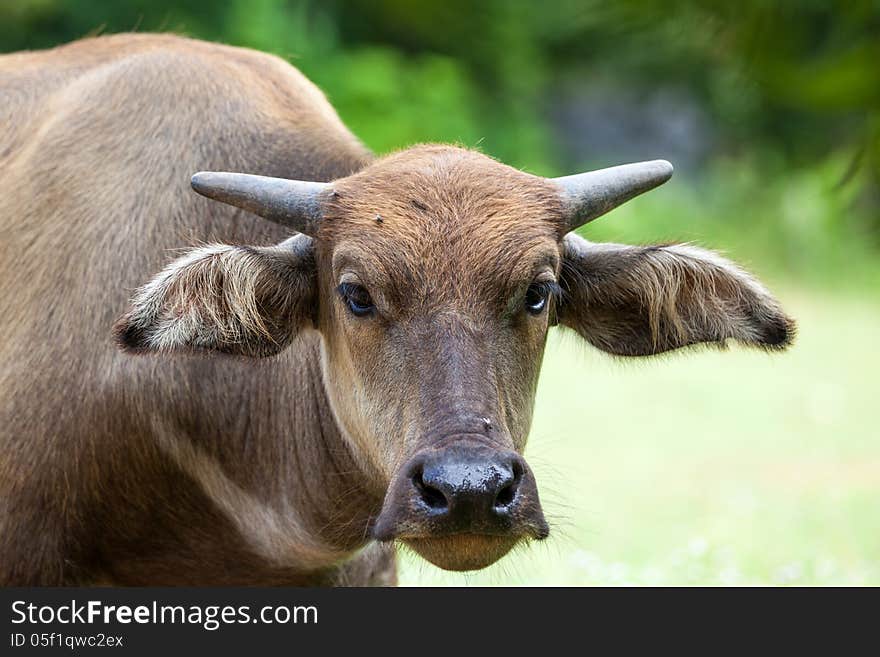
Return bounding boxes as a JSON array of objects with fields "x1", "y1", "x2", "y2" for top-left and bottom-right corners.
[
  {"x1": 557, "y1": 233, "x2": 795, "y2": 356},
  {"x1": 114, "y1": 235, "x2": 315, "y2": 357}
]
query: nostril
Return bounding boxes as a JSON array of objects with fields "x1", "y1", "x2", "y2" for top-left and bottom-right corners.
[
  {"x1": 493, "y1": 459, "x2": 524, "y2": 511},
  {"x1": 412, "y1": 469, "x2": 448, "y2": 510},
  {"x1": 494, "y1": 481, "x2": 516, "y2": 508}
]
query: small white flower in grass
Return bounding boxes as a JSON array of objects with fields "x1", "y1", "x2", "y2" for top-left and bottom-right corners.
[
  {"x1": 815, "y1": 557, "x2": 837, "y2": 581},
  {"x1": 688, "y1": 536, "x2": 709, "y2": 558},
  {"x1": 608, "y1": 562, "x2": 629, "y2": 583},
  {"x1": 774, "y1": 562, "x2": 804, "y2": 584},
  {"x1": 719, "y1": 566, "x2": 741, "y2": 585}
]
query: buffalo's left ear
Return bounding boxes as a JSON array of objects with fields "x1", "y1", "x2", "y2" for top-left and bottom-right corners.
[
  {"x1": 557, "y1": 233, "x2": 795, "y2": 356},
  {"x1": 114, "y1": 235, "x2": 315, "y2": 357}
]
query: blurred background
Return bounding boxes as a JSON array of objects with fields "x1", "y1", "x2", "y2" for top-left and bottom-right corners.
[{"x1": 2, "y1": 0, "x2": 877, "y2": 585}]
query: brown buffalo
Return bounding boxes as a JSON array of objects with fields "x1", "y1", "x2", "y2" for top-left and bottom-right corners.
[{"x1": 0, "y1": 34, "x2": 794, "y2": 585}]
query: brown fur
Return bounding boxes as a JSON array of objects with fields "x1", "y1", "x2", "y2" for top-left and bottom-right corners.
[
  {"x1": 0, "y1": 33, "x2": 385, "y2": 585},
  {"x1": 0, "y1": 34, "x2": 793, "y2": 585}
]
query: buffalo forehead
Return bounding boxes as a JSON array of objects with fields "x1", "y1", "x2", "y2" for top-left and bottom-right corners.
[{"x1": 322, "y1": 146, "x2": 563, "y2": 305}]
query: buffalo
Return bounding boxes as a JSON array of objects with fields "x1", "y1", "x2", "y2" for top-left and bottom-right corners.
[{"x1": 0, "y1": 34, "x2": 794, "y2": 585}]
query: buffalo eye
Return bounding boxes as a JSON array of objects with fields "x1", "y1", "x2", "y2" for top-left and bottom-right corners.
[
  {"x1": 337, "y1": 282, "x2": 375, "y2": 317},
  {"x1": 524, "y1": 280, "x2": 559, "y2": 315}
]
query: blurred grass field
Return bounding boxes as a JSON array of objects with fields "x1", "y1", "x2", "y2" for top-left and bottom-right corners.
[{"x1": 399, "y1": 285, "x2": 880, "y2": 585}]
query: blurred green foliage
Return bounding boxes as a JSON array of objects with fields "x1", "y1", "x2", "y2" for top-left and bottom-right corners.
[{"x1": 1, "y1": 0, "x2": 878, "y2": 286}]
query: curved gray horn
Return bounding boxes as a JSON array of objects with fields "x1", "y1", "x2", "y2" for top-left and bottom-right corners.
[
  {"x1": 553, "y1": 160, "x2": 673, "y2": 231},
  {"x1": 191, "y1": 172, "x2": 330, "y2": 236}
]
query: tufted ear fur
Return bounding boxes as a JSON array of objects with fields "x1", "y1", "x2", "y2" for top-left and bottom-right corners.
[
  {"x1": 114, "y1": 235, "x2": 316, "y2": 357},
  {"x1": 557, "y1": 233, "x2": 795, "y2": 356}
]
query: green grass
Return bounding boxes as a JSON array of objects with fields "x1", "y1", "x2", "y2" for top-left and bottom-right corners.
[{"x1": 398, "y1": 286, "x2": 880, "y2": 585}]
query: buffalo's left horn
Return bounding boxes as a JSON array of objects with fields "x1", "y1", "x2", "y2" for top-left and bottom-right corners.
[
  {"x1": 191, "y1": 172, "x2": 330, "y2": 236},
  {"x1": 553, "y1": 160, "x2": 673, "y2": 231}
]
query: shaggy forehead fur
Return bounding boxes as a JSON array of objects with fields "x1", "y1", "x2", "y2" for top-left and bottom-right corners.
[{"x1": 319, "y1": 145, "x2": 566, "y2": 313}]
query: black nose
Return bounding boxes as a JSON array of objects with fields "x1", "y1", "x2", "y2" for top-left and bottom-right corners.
[
  {"x1": 410, "y1": 447, "x2": 525, "y2": 525},
  {"x1": 372, "y1": 439, "x2": 548, "y2": 543}
]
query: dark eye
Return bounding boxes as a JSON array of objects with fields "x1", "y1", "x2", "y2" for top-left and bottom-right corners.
[
  {"x1": 337, "y1": 282, "x2": 375, "y2": 317},
  {"x1": 524, "y1": 281, "x2": 558, "y2": 315}
]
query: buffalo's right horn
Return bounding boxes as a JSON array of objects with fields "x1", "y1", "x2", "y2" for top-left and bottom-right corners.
[
  {"x1": 552, "y1": 160, "x2": 674, "y2": 232},
  {"x1": 191, "y1": 172, "x2": 330, "y2": 236}
]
